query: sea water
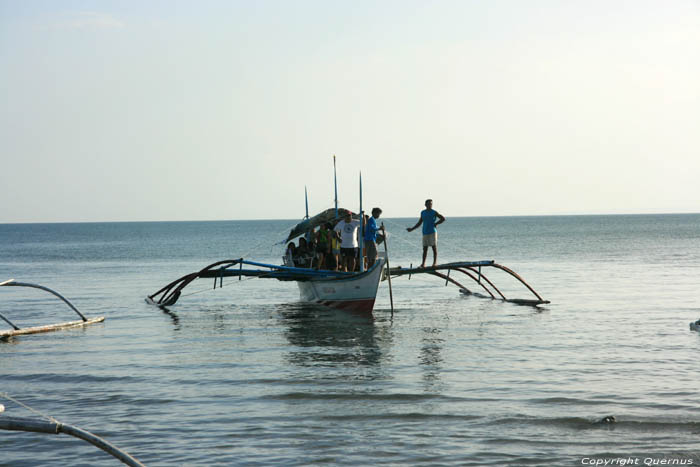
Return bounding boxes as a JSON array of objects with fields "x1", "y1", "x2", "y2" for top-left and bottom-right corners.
[{"x1": 1, "y1": 214, "x2": 700, "y2": 466}]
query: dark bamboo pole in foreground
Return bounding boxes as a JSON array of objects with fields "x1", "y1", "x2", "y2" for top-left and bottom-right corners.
[{"x1": 0, "y1": 416, "x2": 145, "y2": 467}]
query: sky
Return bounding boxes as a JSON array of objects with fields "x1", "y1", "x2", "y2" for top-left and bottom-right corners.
[{"x1": 1, "y1": 0, "x2": 698, "y2": 223}]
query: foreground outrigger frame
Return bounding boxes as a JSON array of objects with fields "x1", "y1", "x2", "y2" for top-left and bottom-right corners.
[
  {"x1": 0, "y1": 395, "x2": 144, "y2": 466},
  {"x1": 388, "y1": 260, "x2": 550, "y2": 306}
]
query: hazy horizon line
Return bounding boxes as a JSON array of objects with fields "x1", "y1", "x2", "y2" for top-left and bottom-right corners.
[{"x1": 2, "y1": 211, "x2": 699, "y2": 225}]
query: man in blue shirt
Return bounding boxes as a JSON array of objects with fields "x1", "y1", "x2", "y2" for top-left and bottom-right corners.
[
  {"x1": 364, "y1": 207, "x2": 382, "y2": 268},
  {"x1": 406, "y1": 199, "x2": 446, "y2": 268}
]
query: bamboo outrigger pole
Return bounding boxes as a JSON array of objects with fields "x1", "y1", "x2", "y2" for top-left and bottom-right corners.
[
  {"x1": 0, "y1": 402, "x2": 144, "y2": 467},
  {"x1": 1, "y1": 279, "x2": 88, "y2": 321},
  {"x1": 0, "y1": 417, "x2": 145, "y2": 467},
  {"x1": 380, "y1": 224, "x2": 394, "y2": 315}
]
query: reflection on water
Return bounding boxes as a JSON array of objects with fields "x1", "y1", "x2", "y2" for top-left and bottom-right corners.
[
  {"x1": 158, "y1": 305, "x2": 180, "y2": 329},
  {"x1": 278, "y1": 303, "x2": 388, "y2": 371},
  {"x1": 419, "y1": 327, "x2": 445, "y2": 392}
]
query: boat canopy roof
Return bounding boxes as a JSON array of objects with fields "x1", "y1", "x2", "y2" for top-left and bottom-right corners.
[{"x1": 284, "y1": 207, "x2": 358, "y2": 243}]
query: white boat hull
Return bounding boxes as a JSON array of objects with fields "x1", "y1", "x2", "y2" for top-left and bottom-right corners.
[{"x1": 297, "y1": 257, "x2": 385, "y2": 314}]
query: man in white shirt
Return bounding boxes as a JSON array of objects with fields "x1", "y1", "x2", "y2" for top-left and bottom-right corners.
[{"x1": 334, "y1": 211, "x2": 361, "y2": 272}]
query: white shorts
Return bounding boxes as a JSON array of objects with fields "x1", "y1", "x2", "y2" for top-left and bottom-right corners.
[{"x1": 422, "y1": 232, "x2": 437, "y2": 247}]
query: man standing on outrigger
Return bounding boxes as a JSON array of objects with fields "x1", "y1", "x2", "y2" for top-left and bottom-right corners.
[{"x1": 407, "y1": 199, "x2": 445, "y2": 268}]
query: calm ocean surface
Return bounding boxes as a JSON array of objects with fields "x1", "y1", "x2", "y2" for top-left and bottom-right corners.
[{"x1": 2, "y1": 214, "x2": 700, "y2": 466}]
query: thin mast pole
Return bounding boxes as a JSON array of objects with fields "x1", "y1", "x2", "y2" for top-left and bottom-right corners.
[
  {"x1": 304, "y1": 186, "x2": 309, "y2": 220},
  {"x1": 333, "y1": 155, "x2": 338, "y2": 219},
  {"x1": 359, "y1": 171, "x2": 364, "y2": 273}
]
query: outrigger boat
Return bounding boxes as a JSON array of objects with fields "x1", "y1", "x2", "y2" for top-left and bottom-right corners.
[
  {"x1": 146, "y1": 159, "x2": 549, "y2": 314},
  {"x1": 146, "y1": 255, "x2": 548, "y2": 314},
  {"x1": 146, "y1": 253, "x2": 386, "y2": 314},
  {"x1": 1, "y1": 279, "x2": 105, "y2": 338}
]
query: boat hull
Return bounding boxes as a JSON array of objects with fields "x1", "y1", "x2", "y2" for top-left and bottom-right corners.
[{"x1": 297, "y1": 258, "x2": 385, "y2": 314}]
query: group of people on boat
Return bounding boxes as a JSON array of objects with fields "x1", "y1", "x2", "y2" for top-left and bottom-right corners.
[
  {"x1": 285, "y1": 207, "x2": 384, "y2": 272},
  {"x1": 285, "y1": 199, "x2": 446, "y2": 272}
]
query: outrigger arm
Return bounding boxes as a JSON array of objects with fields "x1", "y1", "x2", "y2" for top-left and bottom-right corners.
[
  {"x1": 387, "y1": 261, "x2": 550, "y2": 306},
  {"x1": 146, "y1": 258, "x2": 355, "y2": 307},
  {"x1": 1, "y1": 280, "x2": 105, "y2": 338}
]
